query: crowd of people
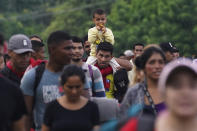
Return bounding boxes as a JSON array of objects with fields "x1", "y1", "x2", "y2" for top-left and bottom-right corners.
[{"x1": 0, "y1": 8, "x2": 197, "y2": 131}]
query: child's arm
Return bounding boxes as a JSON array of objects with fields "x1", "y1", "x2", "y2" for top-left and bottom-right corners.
[
  {"x1": 103, "y1": 28, "x2": 115, "y2": 45},
  {"x1": 88, "y1": 27, "x2": 98, "y2": 45}
]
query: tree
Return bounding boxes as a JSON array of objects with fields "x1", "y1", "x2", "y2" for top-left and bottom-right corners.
[
  {"x1": 41, "y1": 0, "x2": 115, "y2": 40},
  {"x1": 1, "y1": 0, "x2": 197, "y2": 57},
  {"x1": 0, "y1": 0, "x2": 65, "y2": 39},
  {"x1": 109, "y1": 0, "x2": 197, "y2": 56}
]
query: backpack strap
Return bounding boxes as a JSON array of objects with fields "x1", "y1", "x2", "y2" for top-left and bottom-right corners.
[
  {"x1": 33, "y1": 62, "x2": 46, "y2": 108},
  {"x1": 88, "y1": 64, "x2": 95, "y2": 97}
]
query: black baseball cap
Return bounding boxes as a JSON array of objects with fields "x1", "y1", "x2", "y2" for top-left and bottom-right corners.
[{"x1": 159, "y1": 42, "x2": 174, "y2": 53}]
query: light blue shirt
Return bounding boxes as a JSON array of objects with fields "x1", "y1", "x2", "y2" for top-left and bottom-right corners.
[{"x1": 21, "y1": 67, "x2": 62, "y2": 131}]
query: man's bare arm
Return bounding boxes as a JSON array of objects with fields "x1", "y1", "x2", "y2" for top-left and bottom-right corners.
[
  {"x1": 24, "y1": 95, "x2": 34, "y2": 131},
  {"x1": 12, "y1": 115, "x2": 25, "y2": 131},
  {"x1": 114, "y1": 57, "x2": 133, "y2": 71}
]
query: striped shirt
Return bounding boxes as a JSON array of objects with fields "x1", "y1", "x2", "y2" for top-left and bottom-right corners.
[{"x1": 82, "y1": 63, "x2": 106, "y2": 97}]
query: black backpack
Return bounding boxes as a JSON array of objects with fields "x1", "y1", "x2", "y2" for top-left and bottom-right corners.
[
  {"x1": 31, "y1": 62, "x2": 46, "y2": 129},
  {"x1": 113, "y1": 68, "x2": 129, "y2": 102},
  {"x1": 33, "y1": 62, "x2": 46, "y2": 107}
]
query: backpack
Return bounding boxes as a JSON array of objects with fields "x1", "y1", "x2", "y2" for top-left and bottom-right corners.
[
  {"x1": 31, "y1": 62, "x2": 46, "y2": 129},
  {"x1": 33, "y1": 62, "x2": 46, "y2": 107},
  {"x1": 113, "y1": 68, "x2": 129, "y2": 102}
]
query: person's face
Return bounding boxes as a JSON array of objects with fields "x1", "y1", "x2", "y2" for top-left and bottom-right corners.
[
  {"x1": 165, "y1": 51, "x2": 174, "y2": 62},
  {"x1": 35, "y1": 47, "x2": 45, "y2": 60},
  {"x1": 49, "y1": 40, "x2": 73, "y2": 65},
  {"x1": 93, "y1": 13, "x2": 107, "y2": 27},
  {"x1": 96, "y1": 50, "x2": 112, "y2": 68},
  {"x1": 165, "y1": 71, "x2": 197, "y2": 118},
  {"x1": 72, "y1": 42, "x2": 84, "y2": 61},
  {"x1": 134, "y1": 45, "x2": 144, "y2": 57},
  {"x1": 83, "y1": 41, "x2": 91, "y2": 56},
  {"x1": 9, "y1": 51, "x2": 31, "y2": 71},
  {"x1": 0, "y1": 56, "x2": 4, "y2": 70},
  {"x1": 173, "y1": 52, "x2": 180, "y2": 59},
  {"x1": 63, "y1": 75, "x2": 83, "y2": 102},
  {"x1": 144, "y1": 53, "x2": 165, "y2": 80}
]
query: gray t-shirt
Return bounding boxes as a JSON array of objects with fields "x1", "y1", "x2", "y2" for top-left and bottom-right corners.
[{"x1": 20, "y1": 67, "x2": 62, "y2": 131}]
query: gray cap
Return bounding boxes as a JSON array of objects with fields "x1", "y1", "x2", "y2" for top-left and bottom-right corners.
[
  {"x1": 158, "y1": 58, "x2": 197, "y2": 95},
  {"x1": 8, "y1": 34, "x2": 34, "y2": 54},
  {"x1": 124, "y1": 50, "x2": 134, "y2": 57}
]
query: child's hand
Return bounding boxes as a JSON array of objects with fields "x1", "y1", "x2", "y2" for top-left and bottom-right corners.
[
  {"x1": 101, "y1": 26, "x2": 106, "y2": 34},
  {"x1": 96, "y1": 25, "x2": 102, "y2": 31},
  {"x1": 99, "y1": 24, "x2": 106, "y2": 34},
  {"x1": 96, "y1": 24, "x2": 106, "y2": 33}
]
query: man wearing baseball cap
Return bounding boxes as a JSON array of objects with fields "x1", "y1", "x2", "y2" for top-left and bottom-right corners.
[
  {"x1": 1, "y1": 34, "x2": 34, "y2": 86},
  {"x1": 124, "y1": 50, "x2": 134, "y2": 61},
  {"x1": 159, "y1": 42, "x2": 174, "y2": 63}
]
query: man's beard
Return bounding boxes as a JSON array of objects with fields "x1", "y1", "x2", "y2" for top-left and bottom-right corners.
[{"x1": 72, "y1": 58, "x2": 81, "y2": 62}]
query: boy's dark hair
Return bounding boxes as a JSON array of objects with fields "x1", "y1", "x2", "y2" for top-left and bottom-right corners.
[
  {"x1": 71, "y1": 36, "x2": 83, "y2": 43},
  {"x1": 96, "y1": 42, "x2": 113, "y2": 55},
  {"x1": 29, "y1": 35, "x2": 43, "y2": 42},
  {"x1": 133, "y1": 43, "x2": 144, "y2": 50},
  {"x1": 31, "y1": 40, "x2": 44, "y2": 52},
  {"x1": 60, "y1": 64, "x2": 85, "y2": 86},
  {"x1": 93, "y1": 8, "x2": 106, "y2": 18},
  {"x1": 47, "y1": 31, "x2": 71, "y2": 46}
]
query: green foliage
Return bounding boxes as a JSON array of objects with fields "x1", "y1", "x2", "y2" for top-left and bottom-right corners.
[
  {"x1": 109, "y1": 0, "x2": 197, "y2": 56},
  {"x1": 0, "y1": 0, "x2": 65, "y2": 39},
  {"x1": 0, "y1": 0, "x2": 197, "y2": 57},
  {"x1": 42, "y1": 0, "x2": 115, "y2": 40}
]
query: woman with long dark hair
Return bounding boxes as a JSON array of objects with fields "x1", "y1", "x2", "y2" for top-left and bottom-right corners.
[{"x1": 119, "y1": 46, "x2": 166, "y2": 118}]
